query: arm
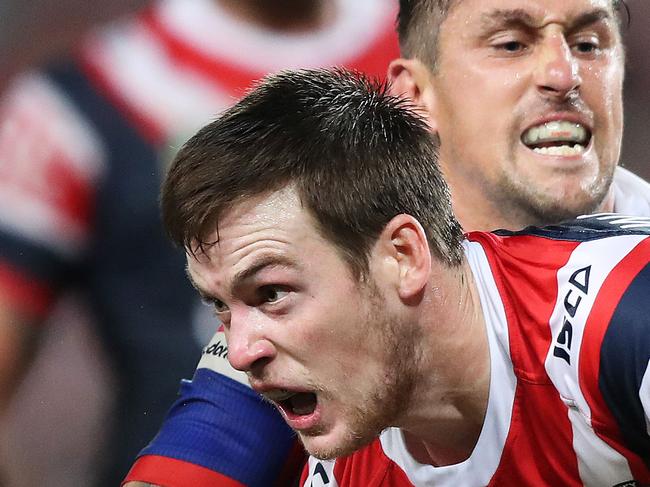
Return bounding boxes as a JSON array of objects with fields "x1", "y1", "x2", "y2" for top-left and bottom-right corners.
[
  {"x1": 596, "y1": 261, "x2": 650, "y2": 468},
  {"x1": 577, "y1": 243, "x2": 650, "y2": 479},
  {"x1": 0, "y1": 73, "x2": 102, "y2": 408},
  {"x1": 122, "y1": 329, "x2": 305, "y2": 487},
  {"x1": 0, "y1": 293, "x2": 41, "y2": 410}
]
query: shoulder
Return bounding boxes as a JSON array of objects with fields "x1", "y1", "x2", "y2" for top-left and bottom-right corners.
[
  {"x1": 0, "y1": 72, "x2": 106, "y2": 256},
  {"x1": 581, "y1": 256, "x2": 650, "y2": 466},
  {"x1": 612, "y1": 166, "x2": 650, "y2": 216},
  {"x1": 1, "y1": 71, "x2": 106, "y2": 175},
  {"x1": 536, "y1": 232, "x2": 650, "y2": 471}
]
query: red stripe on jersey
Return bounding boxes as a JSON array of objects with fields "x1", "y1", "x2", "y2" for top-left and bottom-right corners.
[
  {"x1": 579, "y1": 237, "x2": 650, "y2": 482},
  {"x1": 141, "y1": 9, "x2": 263, "y2": 97},
  {"x1": 469, "y1": 232, "x2": 584, "y2": 483},
  {"x1": 489, "y1": 381, "x2": 582, "y2": 485},
  {"x1": 0, "y1": 263, "x2": 53, "y2": 317},
  {"x1": 467, "y1": 232, "x2": 580, "y2": 379},
  {"x1": 122, "y1": 455, "x2": 245, "y2": 487},
  {"x1": 301, "y1": 440, "x2": 410, "y2": 486},
  {"x1": 299, "y1": 461, "x2": 308, "y2": 485},
  {"x1": 78, "y1": 47, "x2": 166, "y2": 145},
  {"x1": 0, "y1": 92, "x2": 94, "y2": 230},
  {"x1": 337, "y1": 440, "x2": 411, "y2": 486},
  {"x1": 141, "y1": 7, "x2": 399, "y2": 98}
]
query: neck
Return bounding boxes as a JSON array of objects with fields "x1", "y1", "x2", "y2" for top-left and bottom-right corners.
[
  {"x1": 451, "y1": 184, "x2": 618, "y2": 233},
  {"x1": 215, "y1": 0, "x2": 334, "y2": 32},
  {"x1": 401, "y1": 262, "x2": 490, "y2": 466},
  {"x1": 442, "y1": 156, "x2": 619, "y2": 232}
]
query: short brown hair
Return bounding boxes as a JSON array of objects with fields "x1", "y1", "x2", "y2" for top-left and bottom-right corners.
[
  {"x1": 162, "y1": 68, "x2": 464, "y2": 278},
  {"x1": 396, "y1": 0, "x2": 455, "y2": 70}
]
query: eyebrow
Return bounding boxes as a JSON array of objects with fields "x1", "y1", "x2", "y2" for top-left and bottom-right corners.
[
  {"x1": 231, "y1": 254, "x2": 301, "y2": 290},
  {"x1": 186, "y1": 254, "x2": 301, "y2": 303},
  {"x1": 185, "y1": 267, "x2": 215, "y2": 303},
  {"x1": 480, "y1": 8, "x2": 613, "y2": 33}
]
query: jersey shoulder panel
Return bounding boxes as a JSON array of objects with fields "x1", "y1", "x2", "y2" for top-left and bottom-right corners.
[
  {"x1": 123, "y1": 455, "x2": 245, "y2": 487},
  {"x1": 0, "y1": 72, "x2": 106, "y2": 258},
  {"x1": 137, "y1": 367, "x2": 301, "y2": 487},
  {"x1": 466, "y1": 231, "x2": 650, "y2": 484},
  {"x1": 491, "y1": 214, "x2": 650, "y2": 243},
  {"x1": 580, "y1": 243, "x2": 650, "y2": 477}
]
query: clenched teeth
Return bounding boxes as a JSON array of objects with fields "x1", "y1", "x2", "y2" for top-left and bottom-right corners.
[
  {"x1": 533, "y1": 144, "x2": 585, "y2": 156},
  {"x1": 522, "y1": 120, "x2": 589, "y2": 147}
]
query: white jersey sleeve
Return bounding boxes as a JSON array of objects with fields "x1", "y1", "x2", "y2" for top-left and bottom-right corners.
[{"x1": 612, "y1": 166, "x2": 650, "y2": 217}]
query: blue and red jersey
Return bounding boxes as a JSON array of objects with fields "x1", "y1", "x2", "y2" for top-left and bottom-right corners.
[{"x1": 300, "y1": 214, "x2": 650, "y2": 486}]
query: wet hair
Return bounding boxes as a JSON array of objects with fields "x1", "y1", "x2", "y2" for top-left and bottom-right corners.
[
  {"x1": 162, "y1": 68, "x2": 464, "y2": 278},
  {"x1": 397, "y1": 0, "x2": 629, "y2": 70}
]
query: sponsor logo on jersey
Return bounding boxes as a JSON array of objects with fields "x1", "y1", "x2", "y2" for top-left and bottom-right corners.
[
  {"x1": 203, "y1": 340, "x2": 228, "y2": 359},
  {"x1": 553, "y1": 265, "x2": 591, "y2": 365},
  {"x1": 197, "y1": 330, "x2": 249, "y2": 386}
]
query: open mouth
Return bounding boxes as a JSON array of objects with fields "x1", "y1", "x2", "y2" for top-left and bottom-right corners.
[
  {"x1": 521, "y1": 120, "x2": 591, "y2": 156},
  {"x1": 266, "y1": 389, "x2": 318, "y2": 418}
]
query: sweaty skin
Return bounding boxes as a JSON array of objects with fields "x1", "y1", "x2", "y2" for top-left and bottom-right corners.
[{"x1": 390, "y1": 0, "x2": 624, "y2": 231}]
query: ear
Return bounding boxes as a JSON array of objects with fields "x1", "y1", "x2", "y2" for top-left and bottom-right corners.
[
  {"x1": 374, "y1": 214, "x2": 432, "y2": 302},
  {"x1": 387, "y1": 58, "x2": 439, "y2": 133}
]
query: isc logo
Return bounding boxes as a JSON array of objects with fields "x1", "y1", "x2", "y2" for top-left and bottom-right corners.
[{"x1": 553, "y1": 265, "x2": 591, "y2": 365}]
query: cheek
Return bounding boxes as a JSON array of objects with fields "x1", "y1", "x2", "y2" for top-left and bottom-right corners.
[
  {"x1": 586, "y1": 59, "x2": 624, "y2": 119},
  {"x1": 589, "y1": 77, "x2": 624, "y2": 153},
  {"x1": 439, "y1": 71, "x2": 518, "y2": 136}
]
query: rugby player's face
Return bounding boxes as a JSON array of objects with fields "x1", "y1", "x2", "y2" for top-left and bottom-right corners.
[
  {"x1": 187, "y1": 188, "x2": 418, "y2": 459},
  {"x1": 430, "y1": 0, "x2": 624, "y2": 229}
]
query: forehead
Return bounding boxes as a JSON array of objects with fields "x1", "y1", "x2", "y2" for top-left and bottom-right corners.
[
  {"x1": 186, "y1": 187, "x2": 329, "y2": 289},
  {"x1": 444, "y1": 0, "x2": 615, "y2": 26}
]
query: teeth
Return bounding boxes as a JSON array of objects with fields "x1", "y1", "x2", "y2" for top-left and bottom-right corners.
[
  {"x1": 264, "y1": 389, "x2": 296, "y2": 402},
  {"x1": 522, "y1": 120, "x2": 588, "y2": 146},
  {"x1": 533, "y1": 144, "x2": 585, "y2": 156}
]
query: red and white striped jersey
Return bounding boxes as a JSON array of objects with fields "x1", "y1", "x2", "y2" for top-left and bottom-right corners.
[
  {"x1": 0, "y1": 0, "x2": 400, "y2": 484},
  {"x1": 301, "y1": 214, "x2": 650, "y2": 487}
]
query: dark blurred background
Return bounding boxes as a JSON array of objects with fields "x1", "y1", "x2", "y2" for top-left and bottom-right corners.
[{"x1": 619, "y1": 0, "x2": 650, "y2": 180}]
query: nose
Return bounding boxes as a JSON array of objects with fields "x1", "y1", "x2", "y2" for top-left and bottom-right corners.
[
  {"x1": 534, "y1": 33, "x2": 581, "y2": 100},
  {"x1": 225, "y1": 310, "x2": 277, "y2": 372}
]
